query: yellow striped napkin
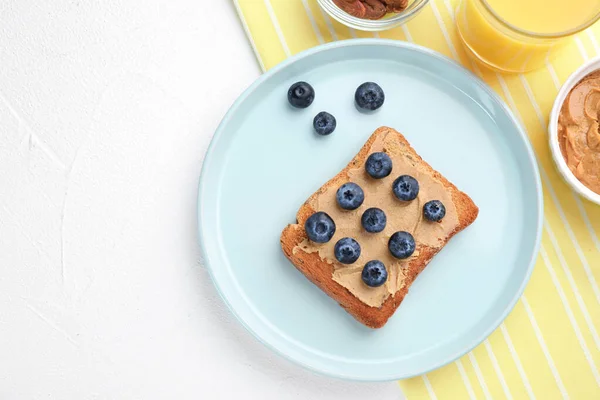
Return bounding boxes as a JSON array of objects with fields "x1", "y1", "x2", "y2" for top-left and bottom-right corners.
[{"x1": 234, "y1": 1, "x2": 600, "y2": 398}]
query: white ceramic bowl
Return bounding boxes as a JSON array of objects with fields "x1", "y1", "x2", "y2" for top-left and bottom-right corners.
[{"x1": 549, "y1": 56, "x2": 600, "y2": 205}]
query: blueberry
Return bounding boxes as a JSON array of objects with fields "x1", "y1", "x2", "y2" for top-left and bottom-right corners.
[
  {"x1": 365, "y1": 152, "x2": 393, "y2": 179},
  {"x1": 355, "y1": 82, "x2": 385, "y2": 111},
  {"x1": 304, "y1": 212, "x2": 336, "y2": 243},
  {"x1": 362, "y1": 260, "x2": 388, "y2": 287},
  {"x1": 361, "y1": 208, "x2": 387, "y2": 233},
  {"x1": 423, "y1": 200, "x2": 446, "y2": 222},
  {"x1": 392, "y1": 175, "x2": 419, "y2": 201},
  {"x1": 313, "y1": 112, "x2": 336, "y2": 135},
  {"x1": 288, "y1": 81, "x2": 315, "y2": 108},
  {"x1": 334, "y1": 237, "x2": 361, "y2": 264},
  {"x1": 388, "y1": 231, "x2": 416, "y2": 259},
  {"x1": 336, "y1": 182, "x2": 365, "y2": 210}
]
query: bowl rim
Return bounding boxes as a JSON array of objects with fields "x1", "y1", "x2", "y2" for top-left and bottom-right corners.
[
  {"x1": 549, "y1": 56, "x2": 600, "y2": 206},
  {"x1": 316, "y1": 0, "x2": 430, "y2": 32}
]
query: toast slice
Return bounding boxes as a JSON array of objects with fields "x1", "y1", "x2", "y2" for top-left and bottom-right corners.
[{"x1": 280, "y1": 126, "x2": 478, "y2": 328}]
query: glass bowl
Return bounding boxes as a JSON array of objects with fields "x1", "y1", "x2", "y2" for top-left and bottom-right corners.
[{"x1": 317, "y1": 0, "x2": 430, "y2": 31}]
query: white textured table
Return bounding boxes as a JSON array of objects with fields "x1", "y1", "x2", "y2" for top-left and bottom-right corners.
[{"x1": 0, "y1": 1, "x2": 404, "y2": 398}]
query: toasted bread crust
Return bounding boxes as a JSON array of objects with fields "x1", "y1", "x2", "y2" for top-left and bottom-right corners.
[{"x1": 280, "y1": 127, "x2": 478, "y2": 328}]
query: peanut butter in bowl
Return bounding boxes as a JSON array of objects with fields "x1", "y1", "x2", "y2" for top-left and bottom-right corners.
[{"x1": 557, "y1": 71, "x2": 600, "y2": 195}]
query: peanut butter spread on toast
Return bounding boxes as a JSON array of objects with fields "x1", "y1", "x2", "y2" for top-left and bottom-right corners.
[{"x1": 293, "y1": 130, "x2": 459, "y2": 307}]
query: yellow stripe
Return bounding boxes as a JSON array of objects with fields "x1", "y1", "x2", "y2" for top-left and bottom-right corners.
[
  {"x1": 504, "y1": 295, "x2": 562, "y2": 398},
  {"x1": 235, "y1": 0, "x2": 287, "y2": 70},
  {"x1": 328, "y1": 16, "x2": 353, "y2": 40},
  {"x1": 405, "y1": 5, "x2": 454, "y2": 59},
  {"x1": 471, "y1": 343, "x2": 507, "y2": 399},
  {"x1": 521, "y1": 295, "x2": 570, "y2": 398},
  {"x1": 353, "y1": 27, "x2": 378, "y2": 39},
  {"x1": 525, "y1": 240, "x2": 600, "y2": 394},
  {"x1": 315, "y1": 2, "x2": 350, "y2": 40},
  {"x1": 377, "y1": 25, "x2": 409, "y2": 41},
  {"x1": 543, "y1": 219, "x2": 600, "y2": 362},
  {"x1": 486, "y1": 329, "x2": 529, "y2": 399},
  {"x1": 426, "y1": 361, "x2": 474, "y2": 399},
  {"x1": 271, "y1": 0, "x2": 322, "y2": 53},
  {"x1": 400, "y1": 375, "x2": 434, "y2": 399},
  {"x1": 264, "y1": 0, "x2": 291, "y2": 56},
  {"x1": 540, "y1": 245, "x2": 600, "y2": 383},
  {"x1": 461, "y1": 355, "x2": 490, "y2": 399},
  {"x1": 587, "y1": 26, "x2": 600, "y2": 54},
  {"x1": 577, "y1": 32, "x2": 597, "y2": 60},
  {"x1": 499, "y1": 324, "x2": 536, "y2": 399},
  {"x1": 305, "y1": 0, "x2": 335, "y2": 43},
  {"x1": 233, "y1": 0, "x2": 266, "y2": 71}
]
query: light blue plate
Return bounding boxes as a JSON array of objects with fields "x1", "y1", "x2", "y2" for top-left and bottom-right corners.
[{"x1": 198, "y1": 39, "x2": 542, "y2": 381}]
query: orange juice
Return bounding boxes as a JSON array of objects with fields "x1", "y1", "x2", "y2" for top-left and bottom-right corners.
[{"x1": 457, "y1": 0, "x2": 600, "y2": 73}]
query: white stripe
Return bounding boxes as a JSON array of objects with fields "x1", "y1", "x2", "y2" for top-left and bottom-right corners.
[
  {"x1": 232, "y1": 0, "x2": 266, "y2": 72},
  {"x1": 576, "y1": 36, "x2": 589, "y2": 61},
  {"x1": 546, "y1": 60, "x2": 561, "y2": 89},
  {"x1": 372, "y1": 32, "x2": 380, "y2": 38},
  {"x1": 422, "y1": 375, "x2": 438, "y2": 400},
  {"x1": 518, "y1": 74, "x2": 545, "y2": 121},
  {"x1": 500, "y1": 323, "x2": 536, "y2": 399},
  {"x1": 349, "y1": 28, "x2": 358, "y2": 38},
  {"x1": 519, "y1": 72, "x2": 600, "y2": 308},
  {"x1": 544, "y1": 221, "x2": 600, "y2": 353},
  {"x1": 521, "y1": 296, "x2": 570, "y2": 399},
  {"x1": 540, "y1": 245, "x2": 600, "y2": 385},
  {"x1": 442, "y1": 0, "x2": 455, "y2": 20},
  {"x1": 429, "y1": 0, "x2": 460, "y2": 60},
  {"x1": 468, "y1": 352, "x2": 493, "y2": 400},
  {"x1": 587, "y1": 30, "x2": 600, "y2": 55},
  {"x1": 318, "y1": 5, "x2": 338, "y2": 40},
  {"x1": 263, "y1": 0, "x2": 291, "y2": 57},
  {"x1": 538, "y1": 161, "x2": 600, "y2": 311},
  {"x1": 401, "y1": 24, "x2": 414, "y2": 43},
  {"x1": 455, "y1": 359, "x2": 477, "y2": 400},
  {"x1": 483, "y1": 339, "x2": 513, "y2": 400},
  {"x1": 468, "y1": 56, "x2": 487, "y2": 82},
  {"x1": 495, "y1": 74, "x2": 524, "y2": 125},
  {"x1": 519, "y1": 52, "x2": 535, "y2": 73},
  {"x1": 574, "y1": 196, "x2": 600, "y2": 260},
  {"x1": 301, "y1": 0, "x2": 325, "y2": 44}
]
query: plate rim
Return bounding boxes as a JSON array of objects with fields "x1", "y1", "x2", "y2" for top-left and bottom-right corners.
[{"x1": 198, "y1": 38, "x2": 543, "y2": 381}]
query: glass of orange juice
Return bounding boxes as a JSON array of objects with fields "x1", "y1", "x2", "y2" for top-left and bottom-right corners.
[{"x1": 456, "y1": 0, "x2": 600, "y2": 73}]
